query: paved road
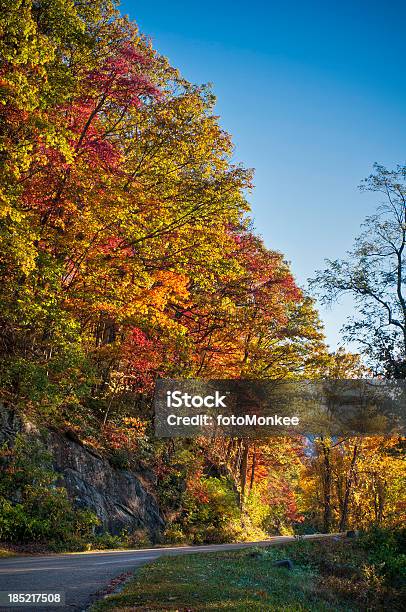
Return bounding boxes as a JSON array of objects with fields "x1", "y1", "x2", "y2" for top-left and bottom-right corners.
[{"x1": 0, "y1": 533, "x2": 343, "y2": 612}]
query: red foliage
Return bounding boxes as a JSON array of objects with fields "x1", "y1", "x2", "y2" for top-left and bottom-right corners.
[{"x1": 120, "y1": 327, "x2": 163, "y2": 392}]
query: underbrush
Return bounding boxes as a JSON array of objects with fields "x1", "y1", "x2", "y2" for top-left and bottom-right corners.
[
  {"x1": 160, "y1": 474, "x2": 271, "y2": 546},
  {"x1": 261, "y1": 533, "x2": 405, "y2": 610},
  {"x1": 92, "y1": 528, "x2": 152, "y2": 550}
]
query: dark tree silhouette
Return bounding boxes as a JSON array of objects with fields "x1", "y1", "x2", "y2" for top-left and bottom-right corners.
[{"x1": 311, "y1": 164, "x2": 406, "y2": 378}]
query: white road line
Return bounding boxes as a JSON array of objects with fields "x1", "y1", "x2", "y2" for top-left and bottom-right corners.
[
  {"x1": 0, "y1": 534, "x2": 344, "y2": 573},
  {"x1": 0, "y1": 566, "x2": 67, "y2": 573},
  {"x1": 95, "y1": 556, "x2": 157, "y2": 565}
]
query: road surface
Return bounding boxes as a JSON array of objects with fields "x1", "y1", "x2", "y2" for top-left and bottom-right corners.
[{"x1": 0, "y1": 533, "x2": 343, "y2": 612}]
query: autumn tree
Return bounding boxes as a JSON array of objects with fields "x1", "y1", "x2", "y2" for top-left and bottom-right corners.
[
  {"x1": 0, "y1": 1, "x2": 251, "y2": 422},
  {"x1": 311, "y1": 164, "x2": 406, "y2": 378}
]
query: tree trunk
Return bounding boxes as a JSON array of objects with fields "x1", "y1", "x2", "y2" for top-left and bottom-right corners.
[
  {"x1": 239, "y1": 439, "x2": 250, "y2": 510},
  {"x1": 249, "y1": 444, "x2": 257, "y2": 492},
  {"x1": 321, "y1": 439, "x2": 332, "y2": 533},
  {"x1": 338, "y1": 442, "x2": 359, "y2": 532}
]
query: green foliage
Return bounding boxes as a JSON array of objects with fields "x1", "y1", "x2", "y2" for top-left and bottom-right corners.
[
  {"x1": 92, "y1": 532, "x2": 127, "y2": 550},
  {"x1": 93, "y1": 528, "x2": 151, "y2": 550},
  {"x1": 108, "y1": 448, "x2": 131, "y2": 470},
  {"x1": 359, "y1": 527, "x2": 406, "y2": 588},
  {"x1": 245, "y1": 488, "x2": 269, "y2": 528},
  {"x1": 244, "y1": 487, "x2": 287, "y2": 537},
  {"x1": 163, "y1": 525, "x2": 186, "y2": 544}
]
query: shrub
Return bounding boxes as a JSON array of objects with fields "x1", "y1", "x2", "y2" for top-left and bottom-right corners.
[
  {"x1": 125, "y1": 528, "x2": 151, "y2": 548},
  {"x1": 163, "y1": 525, "x2": 186, "y2": 544},
  {"x1": 93, "y1": 532, "x2": 126, "y2": 550},
  {"x1": 108, "y1": 448, "x2": 131, "y2": 470},
  {"x1": 90, "y1": 528, "x2": 152, "y2": 550},
  {"x1": 359, "y1": 527, "x2": 406, "y2": 588},
  {"x1": 181, "y1": 476, "x2": 242, "y2": 544}
]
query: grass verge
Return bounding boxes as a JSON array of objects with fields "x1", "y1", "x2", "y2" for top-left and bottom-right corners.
[{"x1": 90, "y1": 538, "x2": 404, "y2": 611}]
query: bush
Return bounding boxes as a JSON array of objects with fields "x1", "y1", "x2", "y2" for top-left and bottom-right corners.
[
  {"x1": 93, "y1": 532, "x2": 126, "y2": 550},
  {"x1": 125, "y1": 528, "x2": 152, "y2": 548},
  {"x1": 359, "y1": 527, "x2": 406, "y2": 588},
  {"x1": 108, "y1": 448, "x2": 131, "y2": 470},
  {"x1": 163, "y1": 525, "x2": 187, "y2": 544},
  {"x1": 181, "y1": 476, "x2": 242, "y2": 544},
  {"x1": 89, "y1": 528, "x2": 152, "y2": 550},
  {"x1": 189, "y1": 523, "x2": 241, "y2": 544}
]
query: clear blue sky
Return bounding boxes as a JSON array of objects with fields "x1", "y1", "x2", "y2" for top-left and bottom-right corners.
[{"x1": 122, "y1": 0, "x2": 406, "y2": 350}]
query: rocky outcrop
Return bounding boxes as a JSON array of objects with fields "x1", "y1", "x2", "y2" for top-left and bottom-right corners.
[
  {"x1": 0, "y1": 405, "x2": 164, "y2": 541},
  {"x1": 48, "y1": 432, "x2": 164, "y2": 539}
]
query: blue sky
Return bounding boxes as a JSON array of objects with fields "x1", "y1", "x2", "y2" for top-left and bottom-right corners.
[{"x1": 122, "y1": 0, "x2": 406, "y2": 350}]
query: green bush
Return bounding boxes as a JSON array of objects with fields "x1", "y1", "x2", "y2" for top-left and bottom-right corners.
[
  {"x1": 93, "y1": 529, "x2": 152, "y2": 550},
  {"x1": 93, "y1": 532, "x2": 127, "y2": 550},
  {"x1": 125, "y1": 528, "x2": 152, "y2": 548},
  {"x1": 359, "y1": 527, "x2": 406, "y2": 588},
  {"x1": 108, "y1": 448, "x2": 131, "y2": 470},
  {"x1": 163, "y1": 525, "x2": 187, "y2": 544}
]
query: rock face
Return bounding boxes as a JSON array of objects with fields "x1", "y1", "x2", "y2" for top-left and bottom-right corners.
[
  {"x1": 0, "y1": 405, "x2": 164, "y2": 541},
  {"x1": 48, "y1": 432, "x2": 164, "y2": 539}
]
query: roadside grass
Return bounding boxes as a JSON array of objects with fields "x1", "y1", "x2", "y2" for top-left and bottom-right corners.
[
  {"x1": 91, "y1": 550, "x2": 323, "y2": 611},
  {"x1": 91, "y1": 538, "x2": 405, "y2": 611}
]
